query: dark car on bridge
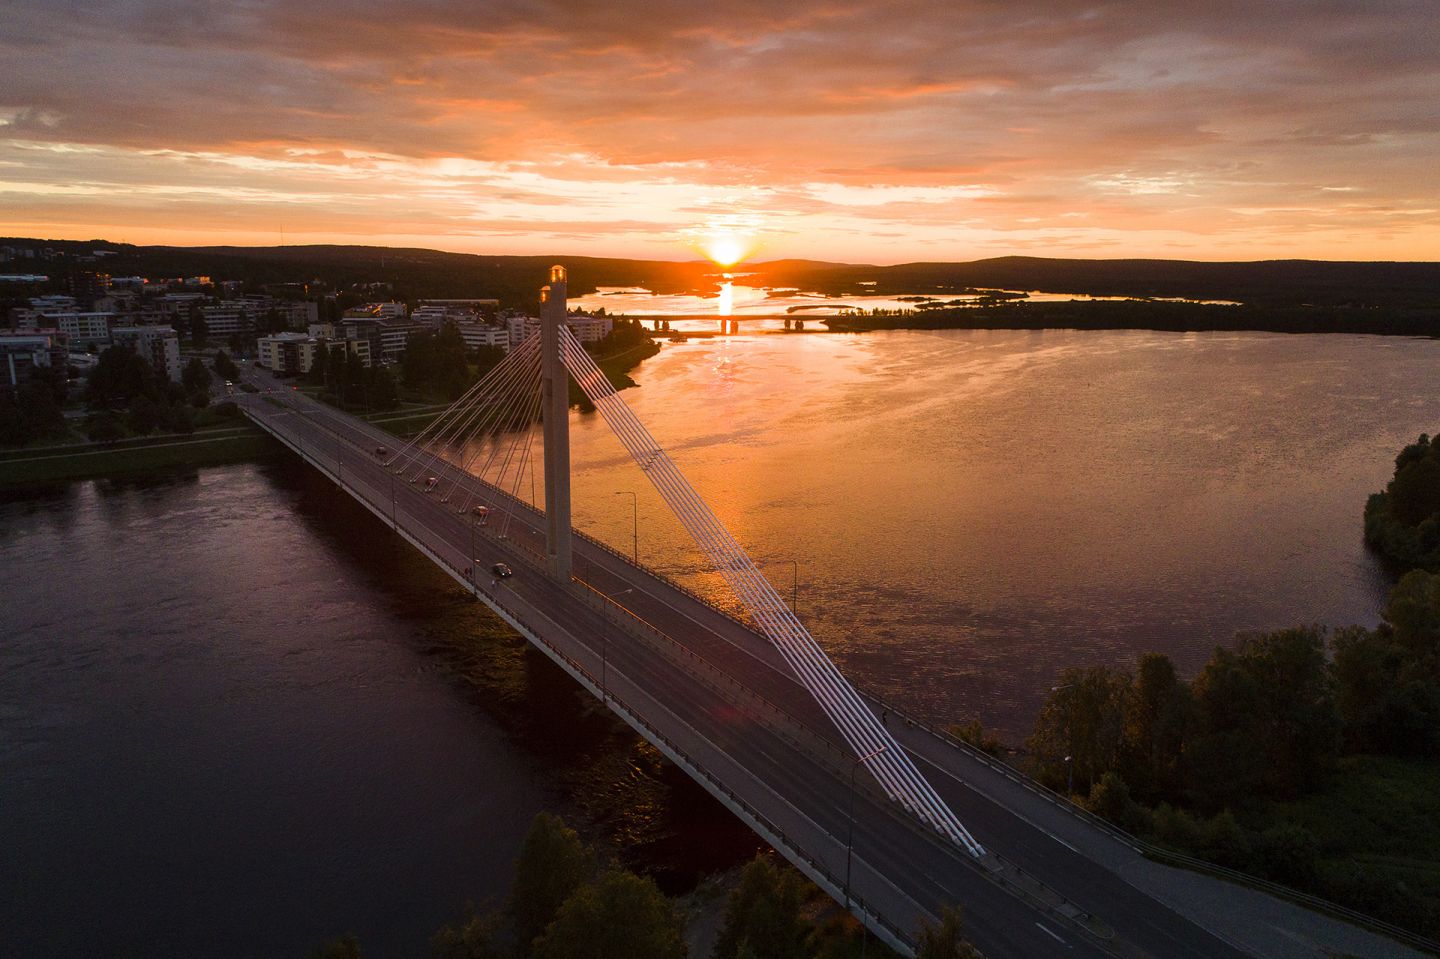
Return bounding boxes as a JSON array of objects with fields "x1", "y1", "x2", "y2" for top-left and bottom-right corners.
[{"x1": 491, "y1": 562, "x2": 513, "y2": 579}]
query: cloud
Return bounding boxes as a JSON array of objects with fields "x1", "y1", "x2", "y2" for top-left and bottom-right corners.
[{"x1": 1, "y1": 0, "x2": 1437, "y2": 259}]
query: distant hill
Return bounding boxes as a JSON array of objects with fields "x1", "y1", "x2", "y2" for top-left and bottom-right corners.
[{"x1": 4, "y1": 239, "x2": 1438, "y2": 309}]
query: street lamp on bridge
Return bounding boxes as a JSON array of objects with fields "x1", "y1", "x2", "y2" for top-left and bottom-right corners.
[
  {"x1": 845, "y1": 743, "x2": 888, "y2": 912},
  {"x1": 601, "y1": 587, "x2": 635, "y2": 703}
]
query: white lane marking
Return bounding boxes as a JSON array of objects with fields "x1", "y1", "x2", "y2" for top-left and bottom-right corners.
[
  {"x1": 1035, "y1": 922, "x2": 1069, "y2": 946},
  {"x1": 917, "y1": 754, "x2": 1081, "y2": 854}
]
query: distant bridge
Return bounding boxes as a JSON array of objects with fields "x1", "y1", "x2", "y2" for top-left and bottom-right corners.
[{"x1": 238, "y1": 267, "x2": 1428, "y2": 959}]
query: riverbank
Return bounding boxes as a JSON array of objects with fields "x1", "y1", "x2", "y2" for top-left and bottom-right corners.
[
  {"x1": 0, "y1": 424, "x2": 279, "y2": 487},
  {"x1": 824, "y1": 300, "x2": 1440, "y2": 337}
]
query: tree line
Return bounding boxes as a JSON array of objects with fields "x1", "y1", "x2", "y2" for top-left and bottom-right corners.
[
  {"x1": 1365, "y1": 433, "x2": 1440, "y2": 571},
  {"x1": 1024, "y1": 566, "x2": 1440, "y2": 934}
]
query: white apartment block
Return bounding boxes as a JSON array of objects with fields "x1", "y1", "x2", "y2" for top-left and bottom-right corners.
[
  {"x1": 257, "y1": 333, "x2": 370, "y2": 375},
  {"x1": 456, "y1": 322, "x2": 510, "y2": 352},
  {"x1": 112, "y1": 326, "x2": 182, "y2": 382}
]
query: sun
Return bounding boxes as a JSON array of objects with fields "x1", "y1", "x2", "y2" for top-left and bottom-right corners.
[{"x1": 702, "y1": 232, "x2": 753, "y2": 268}]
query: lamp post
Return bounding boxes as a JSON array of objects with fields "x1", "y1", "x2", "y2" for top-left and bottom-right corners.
[
  {"x1": 1064, "y1": 754, "x2": 1074, "y2": 797},
  {"x1": 600, "y1": 587, "x2": 634, "y2": 703},
  {"x1": 845, "y1": 744, "x2": 887, "y2": 911},
  {"x1": 614, "y1": 490, "x2": 637, "y2": 563}
]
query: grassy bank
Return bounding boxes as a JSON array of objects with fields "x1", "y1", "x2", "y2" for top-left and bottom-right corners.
[{"x1": 0, "y1": 424, "x2": 279, "y2": 486}]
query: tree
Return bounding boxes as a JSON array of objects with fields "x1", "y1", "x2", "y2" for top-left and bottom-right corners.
[
  {"x1": 309, "y1": 340, "x2": 331, "y2": 386},
  {"x1": 213, "y1": 350, "x2": 239, "y2": 381},
  {"x1": 430, "y1": 905, "x2": 507, "y2": 959},
  {"x1": 367, "y1": 364, "x2": 400, "y2": 411},
  {"x1": 182, "y1": 356, "x2": 212, "y2": 396},
  {"x1": 714, "y1": 855, "x2": 810, "y2": 959},
  {"x1": 1390, "y1": 456, "x2": 1440, "y2": 526},
  {"x1": 311, "y1": 935, "x2": 361, "y2": 959},
  {"x1": 1335, "y1": 572, "x2": 1440, "y2": 756},
  {"x1": 531, "y1": 869, "x2": 686, "y2": 959},
  {"x1": 1117, "y1": 653, "x2": 1192, "y2": 802},
  {"x1": 190, "y1": 303, "x2": 209, "y2": 346},
  {"x1": 1188, "y1": 627, "x2": 1339, "y2": 807},
  {"x1": 85, "y1": 346, "x2": 159, "y2": 410},
  {"x1": 509, "y1": 813, "x2": 595, "y2": 955},
  {"x1": 85, "y1": 410, "x2": 124, "y2": 443},
  {"x1": 0, "y1": 375, "x2": 66, "y2": 447},
  {"x1": 1027, "y1": 666, "x2": 1128, "y2": 795},
  {"x1": 915, "y1": 906, "x2": 981, "y2": 959}
]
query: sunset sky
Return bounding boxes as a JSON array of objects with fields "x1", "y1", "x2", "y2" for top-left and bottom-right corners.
[{"x1": 2, "y1": 0, "x2": 1437, "y2": 263}]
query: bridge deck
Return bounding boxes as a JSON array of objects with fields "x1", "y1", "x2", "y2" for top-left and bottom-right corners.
[{"x1": 238, "y1": 374, "x2": 1425, "y2": 959}]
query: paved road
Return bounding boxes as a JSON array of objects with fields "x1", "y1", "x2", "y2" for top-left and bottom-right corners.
[{"x1": 237, "y1": 373, "x2": 1423, "y2": 959}]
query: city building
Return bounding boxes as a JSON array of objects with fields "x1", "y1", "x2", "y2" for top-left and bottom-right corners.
[
  {"x1": 111, "y1": 326, "x2": 182, "y2": 382},
  {"x1": 339, "y1": 316, "x2": 415, "y2": 365},
  {"x1": 54, "y1": 312, "x2": 116, "y2": 348},
  {"x1": 0, "y1": 331, "x2": 69, "y2": 389},
  {"x1": 504, "y1": 312, "x2": 611, "y2": 349},
  {"x1": 257, "y1": 333, "x2": 370, "y2": 375},
  {"x1": 455, "y1": 322, "x2": 511, "y2": 352}
]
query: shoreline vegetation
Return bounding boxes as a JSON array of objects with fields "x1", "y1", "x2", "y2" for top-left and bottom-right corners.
[
  {"x1": 823, "y1": 300, "x2": 1440, "y2": 338},
  {"x1": 0, "y1": 325, "x2": 661, "y2": 487},
  {"x1": 974, "y1": 432, "x2": 1440, "y2": 943}
]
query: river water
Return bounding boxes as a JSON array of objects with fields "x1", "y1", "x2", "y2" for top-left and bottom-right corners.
[{"x1": 3, "y1": 328, "x2": 1436, "y2": 955}]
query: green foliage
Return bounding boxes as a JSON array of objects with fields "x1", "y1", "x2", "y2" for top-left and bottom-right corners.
[
  {"x1": 1187, "y1": 627, "x2": 1339, "y2": 807},
  {"x1": 182, "y1": 356, "x2": 212, "y2": 395},
  {"x1": 310, "y1": 935, "x2": 361, "y2": 959},
  {"x1": 1085, "y1": 772, "x2": 1147, "y2": 833},
  {"x1": 1118, "y1": 653, "x2": 1192, "y2": 802},
  {"x1": 308, "y1": 341, "x2": 331, "y2": 385},
  {"x1": 404, "y1": 323, "x2": 473, "y2": 400},
  {"x1": 188, "y1": 302, "x2": 207, "y2": 345},
  {"x1": 531, "y1": 868, "x2": 686, "y2": 959},
  {"x1": 1334, "y1": 572, "x2": 1440, "y2": 756},
  {"x1": 509, "y1": 813, "x2": 595, "y2": 955},
  {"x1": 84, "y1": 410, "x2": 124, "y2": 443},
  {"x1": 714, "y1": 855, "x2": 811, "y2": 959},
  {"x1": 1365, "y1": 433, "x2": 1440, "y2": 571},
  {"x1": 86, "y1": 345, "x2": 159, "y2": 410},
  {"x1": 947, "y1": 719, "x2": 1003, "y2": 757},
  {"x1": 213, "y1": 349, "x2": 240, "y2": 381},
  {"x1": 430, "y1": 905, "x2": 508, "y2": 959},
  {"x1": 914, "y1": 906, "x2": 980, "y2": 959},
  {"x1": 1026, "y1": 665, "x2": 1127, "y2": 795},
  {"x1": 0, "y1": 371, "x2": 66, "y2": 446}
]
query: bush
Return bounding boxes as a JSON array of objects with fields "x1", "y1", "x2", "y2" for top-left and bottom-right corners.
[{"x1": 1251, "y1": 822, "x2": 1320, "y2": 887}]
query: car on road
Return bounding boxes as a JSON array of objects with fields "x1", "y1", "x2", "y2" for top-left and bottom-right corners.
[
  {"x1": 491, "y1": 562, "x2": 513, "y2": 579},
  {"x1": 374, "y1": 446, "x2": 388, "y2": 458},
  {"x1": 423, "y1": 476, "x2": 438, "y2": 492},
  {"x1": 471, "y1": 505, "x2": 491, "y2": 518}
]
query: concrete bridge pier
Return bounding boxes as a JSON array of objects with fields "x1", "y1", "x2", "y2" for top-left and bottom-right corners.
[{"x1": 540, "y1": 264, "x2": 573, "y2": 582}]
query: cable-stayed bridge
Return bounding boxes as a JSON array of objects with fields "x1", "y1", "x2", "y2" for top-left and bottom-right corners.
[{"x1": 237, "y1": 267, "x2": 1427, "y2": 959}]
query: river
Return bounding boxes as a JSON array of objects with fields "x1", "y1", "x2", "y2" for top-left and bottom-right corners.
[{"x1": 3, "y1": 328, "x2": 1436, "y2": 955}]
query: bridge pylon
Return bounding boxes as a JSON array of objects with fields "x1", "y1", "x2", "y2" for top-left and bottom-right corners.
[{"x1": 540, "y1": 265, "x2": 574, "y2": 582}]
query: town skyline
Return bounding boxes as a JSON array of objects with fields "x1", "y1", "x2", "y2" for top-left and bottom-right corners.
[{"x1": 3, "y1": 0, "x2": 1438, "y2": 263}]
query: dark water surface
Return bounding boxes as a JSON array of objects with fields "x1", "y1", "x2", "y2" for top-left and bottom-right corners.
[{"x1": 3, "y1": 329, "x2": 1438, "y2": 955}]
